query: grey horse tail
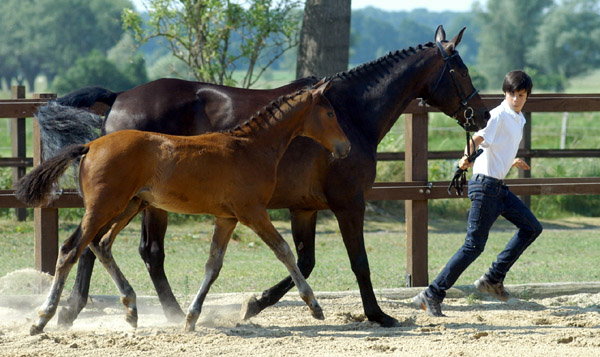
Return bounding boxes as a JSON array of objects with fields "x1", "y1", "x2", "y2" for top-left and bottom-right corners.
[
  {"x1": 37, "y1": 86, "x2": 118, "y2": 161},
  {"x1": 14, "y1": 145, "x2": 89, "y2": 206},
  {"x1": 36, "y1": 103, "x2": 102, "y2": 161}
]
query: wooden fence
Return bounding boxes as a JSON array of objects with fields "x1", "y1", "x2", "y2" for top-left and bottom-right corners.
[{"x1": 1, "y1": 87, "x2": 600, "y2": 287}]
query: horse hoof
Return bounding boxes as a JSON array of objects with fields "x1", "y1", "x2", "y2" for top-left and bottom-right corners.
[
  {"x1": 184, "y1": 317, "x2": 196, "y2": 332},
  {"x1": 184, "y1": 322, "x2": 195, "y2": 332},
  {"x1": 57, "y1": 308, "x2": 75, "y2": 328},
  {"x1": 310, "y1": 304, "x2": 325, "y2": 320},
  {"x1": 378, "y1": 314, "x2": 400, "y2": 328},
  {"x1": 369, "y1": 314, "x2": 401, "y2": 327},
  {"x1": 240, "y1": 295, "x2": 261, "y2": 320},
  {"x1": 125, "y1": 311, "x2": 138, "y2": 328},
  {"x1": 30, "y1": 324, "x2": 43, "y2": 336},
  {"x1": 185, "y1": 312, "x2": 199, "y2": 332}
]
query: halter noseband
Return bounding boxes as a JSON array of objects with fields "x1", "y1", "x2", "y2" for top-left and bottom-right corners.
[{"x1": 425, "y1": 42, "x2": 479, "y2": 131}]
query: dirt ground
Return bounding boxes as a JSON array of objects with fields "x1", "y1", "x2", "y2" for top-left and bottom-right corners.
[{"x1": 1, "y1": 270, "x2": 600, "y2": 356}]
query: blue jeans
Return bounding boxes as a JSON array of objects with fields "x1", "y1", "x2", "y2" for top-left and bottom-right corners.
[{"x1": 427, "y1": 174, "x2": 543, "y2": 301}]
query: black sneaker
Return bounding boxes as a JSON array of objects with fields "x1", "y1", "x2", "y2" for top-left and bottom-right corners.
[
  {"x1": 474, "y1": 275, "x2": 511, "y2": 302},
  {"x1": 413, "y1": 290, "x2": 445, "y2": 317}
]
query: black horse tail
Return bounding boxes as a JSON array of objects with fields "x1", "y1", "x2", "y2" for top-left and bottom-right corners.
[
  {"x1": 55, "y1": 86, "x2": 119, "y2": 108},
  {"x1": 15, "y1": 145, "x2": 89, "y2": 206},
  {"x1": 36, "y1": 86, "x2": 119, "y2": 161}
]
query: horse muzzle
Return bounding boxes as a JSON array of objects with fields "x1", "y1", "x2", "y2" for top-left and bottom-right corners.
[{"x1": 332, "y1": 142, "x2": 351, "y2": 160}]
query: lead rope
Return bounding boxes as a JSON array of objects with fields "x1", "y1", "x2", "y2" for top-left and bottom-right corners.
[{"x1": 447, "y1": 132, "x2": 483, "y2": 195}]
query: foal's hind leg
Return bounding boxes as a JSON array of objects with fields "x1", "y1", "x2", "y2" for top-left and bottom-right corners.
[
  {"x1": 185, "y1": 217, "x2": 237, "y2": 331},
  {"x1": 240, "y1": 210, "x2": 323, "y2": 321},
  {"x1": 30, "y1": 215, "x2": 108, "y2": 335},
  {"x1": 59, "y1": 203, "x2": 148, "y2": 326},
  {"x1": 88, "y1": 198, "x2": 147, "y2": 328}
]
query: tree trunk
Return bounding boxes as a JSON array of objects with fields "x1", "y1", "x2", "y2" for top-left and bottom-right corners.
[{"x1": 296, "y1": 0, "x2": 351, "y2": 79}]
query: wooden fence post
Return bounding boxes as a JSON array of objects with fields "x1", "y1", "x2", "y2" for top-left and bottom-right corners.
[
  {"x1": 11, "y1": 86, "x2": 27, "y2": 221},
  {"x1": 404, "y1": 112, "x2": 429, "y2": 287},
  {"x1": 32, "y1": 93, "x2": 59, "y2": 275}
]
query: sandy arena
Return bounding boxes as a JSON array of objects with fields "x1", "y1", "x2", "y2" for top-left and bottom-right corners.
[{"x1": 1, "y1": 270, "x2": 599, "y2": 356}]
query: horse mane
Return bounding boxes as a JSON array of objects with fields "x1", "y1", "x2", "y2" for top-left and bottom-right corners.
[
  {"x1": 325, "y1": 42, "x2": 436, "y2": 83},
  {"x1": 228, "y1": 88, "x2": 311, "y2": 136},
  {"x1": 289, "y1": 76, "x2": 319, "y2": 86}
]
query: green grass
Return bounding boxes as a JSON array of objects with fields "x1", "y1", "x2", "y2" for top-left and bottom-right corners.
[
  {"x1": 1, "y1": 215, "x2": 599, "y2": 297},
  {"x1": 565, "y1": 69, "x2": 600, "y2": 93}
]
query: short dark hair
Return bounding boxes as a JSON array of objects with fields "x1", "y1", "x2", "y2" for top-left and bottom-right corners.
[{"x1": 502, "y1": 70, "x2": 533, "y2": 97}]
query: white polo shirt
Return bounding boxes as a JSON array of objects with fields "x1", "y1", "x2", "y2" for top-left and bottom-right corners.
[{"x1": 472, "y1": 100, "x2": 525, "y2": 180}]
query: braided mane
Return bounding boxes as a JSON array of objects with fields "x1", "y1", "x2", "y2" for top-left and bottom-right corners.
[
  {"x1": 324, "y1": 42, "x2": 436, "y2": 83},
  {"x1": 228, "y1": 87, "x2": 311, "y2": 136}
]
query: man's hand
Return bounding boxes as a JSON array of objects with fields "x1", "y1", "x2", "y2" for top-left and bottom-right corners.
[
  {"x1": 512, "y1": 158, "x2": 530, "y2": 170},
  {"x1": 459, "y1": 156, "x2": 474, "y2": 170}
]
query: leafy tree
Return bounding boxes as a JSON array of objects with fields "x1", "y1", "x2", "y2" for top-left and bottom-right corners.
[
  {"x1": 123, "y1": 0, "x2": 302, "y2": 88},
  {"x1": 42, "y1": 0, "x2": 132, "y2": 83},
  {"x1": 474, "y1": 0, "x2": 553, "y2": 88},
  {"x1": 530, "y1": 0, "x2": 600, "y2": 87},
  {"x1": 52, "y1": 50, "x2": 148, "y2": 94},
  {"x1": 0, "y1": 1, "x2": 45, "y2": 89},
  {"x1": 348, "y1": 8, "x2": 480, "y2": 66},
  {"x1": 0, "y1": 0, "x2": 132, "y2": 91},
  {"x1": 107, "y1": 33, "x2": 140, "y2": 69},
  {"x1": 350, "y1": 12, "x2": 429, "y2": 65}
]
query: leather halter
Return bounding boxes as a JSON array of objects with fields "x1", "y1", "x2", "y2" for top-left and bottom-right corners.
[{"x1": 425, "y1": 42, "x2": 480, "y2": 131}]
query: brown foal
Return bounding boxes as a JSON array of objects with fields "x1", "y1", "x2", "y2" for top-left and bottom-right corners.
[{"x1": 16, "y1": 80, "x2": 350, "y2": 335}]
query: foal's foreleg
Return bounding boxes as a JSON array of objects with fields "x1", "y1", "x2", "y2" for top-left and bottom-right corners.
[
  {"x1": 185, "y1": 217, "x2": 237, "y2": 332},
  {"x1": 88, "y1": 198, "x2": 147, "y2": 328},
  {"x1": 57, "y1": 247, "x2": 96, "y2": 327},
  {"x1": 242, "y1": 211, "x2": 323, "y2": 321},
  {"x1": 241, "y1": 209, "x2": 317, "y2": 320}
]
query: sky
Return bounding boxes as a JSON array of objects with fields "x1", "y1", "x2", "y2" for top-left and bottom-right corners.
[
  {"x1": 132, "y1": 0, "x2": 477, "y2": 13},
  {"x1": 351, "y1": 0, "x2": 475, "y2": 12}
]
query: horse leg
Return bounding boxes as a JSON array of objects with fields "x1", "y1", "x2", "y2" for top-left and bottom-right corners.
[
  {"x1": 185, "y1": 217, "x2": 237, "y2": 331},
  {"x1": 331, "y1": 200, "x2": 398, "y2": 327},
  {"x1": 241, "y1": 210, "x2": 323, "y2": 321},
  {"x1": 57, "y1": 247, "x2": 96, "y2": 326},
  {"x1": 59, "y1": 207, "x2": 144, "y2": 326},
  {"x1": 30, "y1": 215, "x2": 107, "y2": 335},
  {"x1": 241, "y1": 209, "x2": 317, "y2": 320},
  {"x1": 88, "y1": 198, "x2": 147, "y2": 328},
  {"x1": 139, "y1": 207, "x2": 185, "y2": 322}
]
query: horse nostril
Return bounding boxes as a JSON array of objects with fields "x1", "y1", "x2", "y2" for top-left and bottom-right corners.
[
  {"x1": 484, "y1": 111, "x2": 491, "y2": 120},
  {"x1": 335, "y1": 143, "x2": 351, "y2": 159}
]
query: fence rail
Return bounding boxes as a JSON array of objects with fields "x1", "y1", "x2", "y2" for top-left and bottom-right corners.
[{"x1": 1, "y1": 89, "x2": 600, "y2": 286}]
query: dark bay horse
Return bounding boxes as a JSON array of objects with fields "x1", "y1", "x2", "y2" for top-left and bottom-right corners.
[
  {"x1": 17, "y1": 81, "x2": 350, "y2": 335},
  {"x1": 36, "y1": 25, "x2": 489, "y2": 328}
]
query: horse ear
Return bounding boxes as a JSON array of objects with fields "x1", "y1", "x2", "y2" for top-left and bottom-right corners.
[
  {"x1": 434, "y1": 25, "x2": 446, "y2": 43},
  {"x1": 313, "y1": 79, "x2": 332, "y2": 96},
  {"x1": 312, "y1": 77, "x2": 327, "y2": 89},
  {"x1": 449, "y1": 27, "x2": 466, "y2": 48}
]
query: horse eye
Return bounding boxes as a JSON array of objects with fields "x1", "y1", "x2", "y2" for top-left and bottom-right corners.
[{"x1": 327, "y1": 112, "x2": 334, "y2": 118}]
